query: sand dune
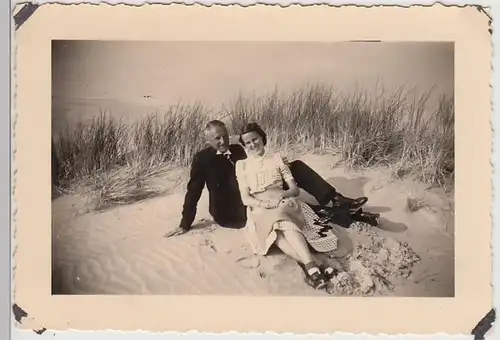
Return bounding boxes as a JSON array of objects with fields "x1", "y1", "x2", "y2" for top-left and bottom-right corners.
[{"x1": 51, "y1": 154, "x2": 454, "y2": 297}]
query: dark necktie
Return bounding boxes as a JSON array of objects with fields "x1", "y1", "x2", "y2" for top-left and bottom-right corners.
[{"x1": 224, "y1": 153, "x2": 234, "y2": 166}]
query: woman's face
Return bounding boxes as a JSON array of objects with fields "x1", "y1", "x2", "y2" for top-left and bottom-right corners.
[{"x1": 241, "y1": 131, "x2": 265, "y2": 156}]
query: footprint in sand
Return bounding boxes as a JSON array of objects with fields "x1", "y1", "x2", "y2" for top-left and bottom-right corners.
[
  {"x1": 236, "y1": 256, "x2": 261, "y2": 269},
  {"x1": 199, "y1": 238, "x2": 218, "y2": 253}
]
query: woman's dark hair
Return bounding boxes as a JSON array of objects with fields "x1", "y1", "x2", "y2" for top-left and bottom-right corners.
[{"x1": 239, "y1": 122, "x2": 267, "y2": 146}]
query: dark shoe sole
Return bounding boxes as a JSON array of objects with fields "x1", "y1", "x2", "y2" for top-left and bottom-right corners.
[
  {"x1": 322, "y1": 266, "x2": 339, "y2": 281},
  {"x1": 332, "y1": 197, "x2": 368, "y2": 211},
  {"x1": 352, "y1": 211, "x2": 380, "y2": 227},
  {"x1": 306, "y1": 278, "x2": 327, "y2": 290},
  {"x1": 305, "y1": 273, "x2": 328, "y2": 290}
]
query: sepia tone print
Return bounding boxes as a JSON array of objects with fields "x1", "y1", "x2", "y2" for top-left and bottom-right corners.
[{"x1": 51, "y1": 40, "x2": 455, "y2": 297}]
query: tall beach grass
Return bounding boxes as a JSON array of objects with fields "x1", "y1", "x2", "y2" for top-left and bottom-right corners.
[{"x1": 52, "y1": 83, "x2": 454, "y2": 210}]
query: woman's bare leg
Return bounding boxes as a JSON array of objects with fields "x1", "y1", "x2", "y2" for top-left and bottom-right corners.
[
  {"x1": 280, "y1": 229, "x2": 327, "y2": 289},
  {"x1": 275, "y1": 231, "x2": 302, "y2": 262},
  {"x1": 281, "y1": 229, "x2": 315, "y2": 266}
]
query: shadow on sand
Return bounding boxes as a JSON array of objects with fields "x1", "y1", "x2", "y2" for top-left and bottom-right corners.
[
  {"x1": 191, "y1": 219, "x2": 217, "y2": 230},
  {"x1": 326, "y1": 176, "x2": 391, "y2": 213},
  {"x1": 326, "y1": 175, "x2": 408, "y2": 233},
  {"x1": 325, "y1": 176, "x2": 370, "y2": 200},
  {"x1": 377, "y1": 217, "x2": 408, "y2": 233}
]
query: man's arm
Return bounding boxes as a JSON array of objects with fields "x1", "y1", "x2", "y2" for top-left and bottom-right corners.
[
  {"x1": 179, "y1": 153, "x2": 206, "y2": 230},
  {"x1": 232, "y1": 144, "x2": 248, "y2": 161}
]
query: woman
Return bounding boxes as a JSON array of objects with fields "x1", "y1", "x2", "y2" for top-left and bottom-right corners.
[{"x1": 235, "y1": 122, "x2": 338, "y2": 289}]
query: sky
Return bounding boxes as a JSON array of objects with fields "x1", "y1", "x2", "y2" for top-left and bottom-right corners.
[{"x1": 52, "y1": 41, "x2": 454, "y2": 132}]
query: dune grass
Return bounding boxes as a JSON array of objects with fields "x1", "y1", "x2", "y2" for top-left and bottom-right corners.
[
  {"x1": 52, "y1": 83, "x2": 454, "y2": 210},
  {"x1": 406, "y1": 196, "x2": 429, "y2": 213}
]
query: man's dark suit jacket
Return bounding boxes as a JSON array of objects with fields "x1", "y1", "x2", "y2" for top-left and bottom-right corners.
[{"x1": 179, "y1": 144, "x2": 248, "y2": 230}]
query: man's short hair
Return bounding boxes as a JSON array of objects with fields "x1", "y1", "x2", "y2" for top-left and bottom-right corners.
[{"x1": 204, "y1": 120, "x2": 227, "y2": 135}]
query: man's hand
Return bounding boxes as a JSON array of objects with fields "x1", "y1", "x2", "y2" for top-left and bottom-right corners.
[
  {"x1": 282, "y1": 156, "x2": 290, "y2": 165},
  {"x1": 164, "y1": 227, "x2": 188, "y2": 238}
]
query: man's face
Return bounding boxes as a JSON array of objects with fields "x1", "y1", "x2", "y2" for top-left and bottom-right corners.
[{"x1": 206, "y1": 126, "x2": 230, "y2": 153}]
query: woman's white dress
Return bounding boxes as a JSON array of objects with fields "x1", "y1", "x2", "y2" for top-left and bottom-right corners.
[{"x1": 235, "y1": 152, "x2": 338, "y2": 255}]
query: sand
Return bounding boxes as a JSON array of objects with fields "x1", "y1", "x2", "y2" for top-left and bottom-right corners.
[{"x1": 51, "y1": 154, "x2": 454, "y2": 297}]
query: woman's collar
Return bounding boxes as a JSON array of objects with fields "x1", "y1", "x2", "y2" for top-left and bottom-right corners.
[{"x1": 248, "y1": 149, "x2": 267, "y2": 160}]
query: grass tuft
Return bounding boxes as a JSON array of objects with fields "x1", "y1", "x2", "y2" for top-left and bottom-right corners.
[{"x1": 406, "y1": 196, "x2": 429, "y2": 213}]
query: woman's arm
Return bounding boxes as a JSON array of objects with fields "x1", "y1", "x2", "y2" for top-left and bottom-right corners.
[
  {"x1": 282, "y1": 179, "x2": 300, "y2": 198},
  {"x1": 277, "y1": 154, "x2": 300, "y2": 198},
  {"x1": 240, "y1": 186, "x2": 271, "y2": 209}
]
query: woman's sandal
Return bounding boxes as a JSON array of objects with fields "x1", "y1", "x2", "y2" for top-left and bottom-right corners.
[
  {"x1": 302, "y1": 262, "x2": 329, "y2": 290},
  {"x1": 322, "y1": 265, "x2": 339, "y2": 281},
  {"x1": 305, "y1": 270, "x2": 328, "y2": 290}
]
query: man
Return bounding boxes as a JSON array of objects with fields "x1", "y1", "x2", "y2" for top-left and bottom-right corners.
[{"x1": 165, "y1": 120, "x2": 369, "y2": 237}]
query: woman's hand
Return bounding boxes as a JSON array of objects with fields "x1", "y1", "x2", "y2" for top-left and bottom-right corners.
[
  {"x1": 258, "y1": 200, "x2": 273, "y2": 209},
  {"x1": 258, "y1": 200, "x2": 270, "y2": 209},
  {"x1": 268, "y1": 193, "x2": 284, "y2": 208}
]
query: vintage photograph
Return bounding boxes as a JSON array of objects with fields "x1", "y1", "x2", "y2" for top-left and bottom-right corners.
[{"x1": 51, "y1": 40, "x2": 455, "y2": 297}]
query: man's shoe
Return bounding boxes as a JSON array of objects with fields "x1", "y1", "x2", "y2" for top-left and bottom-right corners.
[
  {"x1": 331, "y1": 195, "x2": 368, "y2": 211},
  {"x1": 351, "y1": 210, "x2": 380, "y2": 227}
]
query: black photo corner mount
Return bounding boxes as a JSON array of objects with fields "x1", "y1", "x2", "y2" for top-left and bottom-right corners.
[
  {"x1": 13, "y1": 2, "x2": 40, "y2": 31},
  {"x1": 12, "y1": 304, "x2": 47, "y2": 335},
  {"x1": 471, "y1": 308, "x2": 496, "y2": 340},
  {"x1": 12, "y1": 303, "x2": 28, "y2": 323}
]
